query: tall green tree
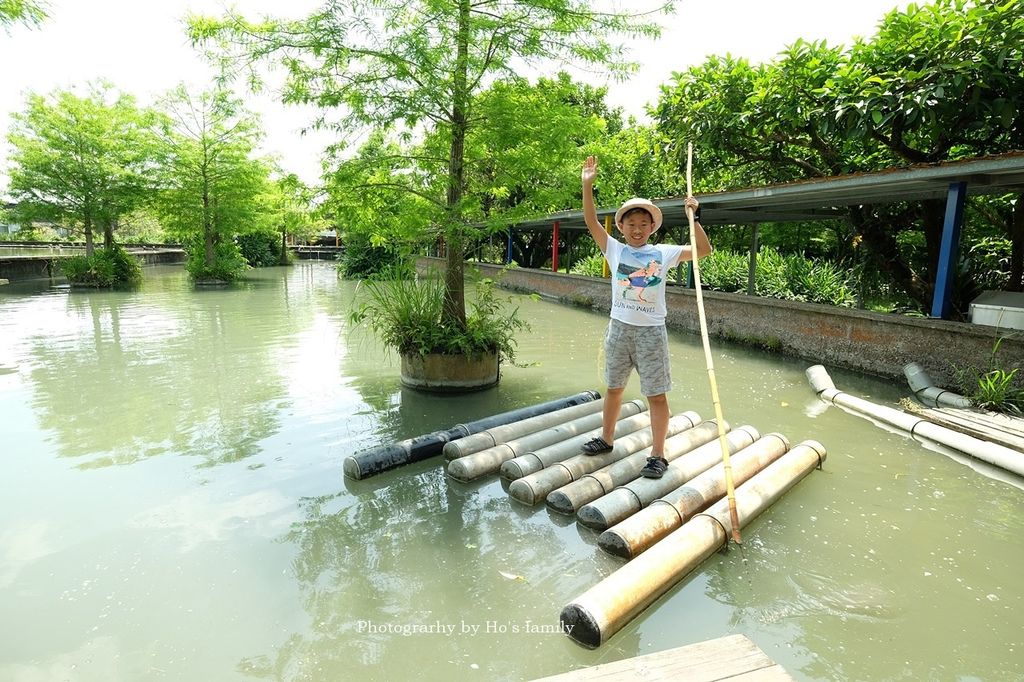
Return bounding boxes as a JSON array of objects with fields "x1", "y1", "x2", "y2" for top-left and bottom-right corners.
[
  {"x1": 153, "y1": 86, "x2": 270, "y2": 281},
  {"x1": 264, "y1": 173, "x2": 326, "y2": 264},
  {"x1": 657, "y1": 0, "x2": 1024, "y2": 309},
  {"x1": 833, "y1": 0, "x2": 1024, "y2": 290},
  {"x1": 6, "y1": 83, "x2": 154, "y2": 255},
  {"x1": 189, "y1": 0, "x2": 671, "y2": 328}
]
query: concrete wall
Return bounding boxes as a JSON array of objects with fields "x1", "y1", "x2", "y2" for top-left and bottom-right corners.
[
  {"x1": 416, "y1": 257, "x2": 1023, "y2": 387},
  {"x1": 0, "y1": 249, "x2": 186, "y2": 282}
]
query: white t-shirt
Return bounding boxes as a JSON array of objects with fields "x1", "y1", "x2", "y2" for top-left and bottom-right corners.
[{"x1": 603, "y1": 236, "x2": 686, "y2": 326}]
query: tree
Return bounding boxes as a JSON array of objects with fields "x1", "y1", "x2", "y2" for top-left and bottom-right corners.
[
  {"x1": 6, "y1": 83, "x2": 154, "y2": 255},
  {"x1": 656, "y1": 0, "x2": 1024, "y2": 310},
  {"x1": 264, "y1": 173, "x2": 326, "y2": 265},
  {"x1": 833, "y1": 0, "x2": 1024, "y2": 290},
  {"x1": 0, "y1": 0, "x2": 47, "y2": 31},
  {"x1": 189, "y1": 0, "x2": 671, "y2": 330},
  {"x1": 153, "y1": 86, "x2": 271, "y2": 282}
]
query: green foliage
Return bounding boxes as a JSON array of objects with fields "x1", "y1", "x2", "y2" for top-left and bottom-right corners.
[
  {"x1": 0, "y1": 0, "x2": 47, "y2": 29},
  {"x1": 655, "y1": 0, "x2": 1024, "y2": 306},
  {"x1": 686, "y1": 248, "x2": 856, "y2": 307},
  {"x1": 236, "y1": 232, "x2": 282, "y2": 267},
  {"x1": 184, "y1": 238, "x2": 248, "y2": 283},
  {"x1": 953, "y1": 340, "x2": 1024, "y2": 416},
  {"x1": 116, "y1": 209, "x2": 170, "y2": 244},
  {"x1": 153, "y1": 87, "x2": 271, "y2": 281},
  {"x1": 350, "y1": 267, "x2": 527, "y2": 365},
  {"x1": 6, "y1": 82, "x2": 156, "y2": 252},
  {"x1": 336, "y1": 230, "x2": 403, "y2": 279},
  {"x1": 569, "y1": 252, "x2": 606, "y2": 278},
  {"x1": 60, "y1": 245, "x2": 143, "y2": 288},
  {"x1": 190, "y1": 0, "x2": 672, "y2": 328}
]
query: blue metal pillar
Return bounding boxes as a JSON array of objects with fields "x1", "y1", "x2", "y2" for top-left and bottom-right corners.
[{"x1": 930, "y1": 182, "x2": 967, "y2": 319}]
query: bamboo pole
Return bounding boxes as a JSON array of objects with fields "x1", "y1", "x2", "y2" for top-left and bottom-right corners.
[{"x1": 685, "y1": 142, "x2": 742, "y2": 544}]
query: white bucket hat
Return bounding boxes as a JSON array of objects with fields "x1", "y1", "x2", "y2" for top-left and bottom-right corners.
[{"x1": 614, "y1": 198, "x2": 663, "y2": 230}]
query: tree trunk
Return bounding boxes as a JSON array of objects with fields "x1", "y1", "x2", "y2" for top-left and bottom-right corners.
[
  {"x1": 280, "y1": 228, "x2": 289, "y2": 265},
  {"x1": 921, "y1": 198, "x2": 944, "y2": 284},
  {"x1": 441, "y1": 0, "x2": 471, "y2": 329},
  {"x1": 84, "y1": 215, "x2": 94, "y2": 257},
  {"x1": 102, "y1": 218, "x2": 115, "y2": 250},
  {"x1": 203, "y1": 190, "x2": 215, "y2": 268},
  {"x1": 851, "y1": 206, "x2": 932, "y2": 309},
  {"x1": 1009, "y1": 192, "x2": 1024, "y2": 292}
]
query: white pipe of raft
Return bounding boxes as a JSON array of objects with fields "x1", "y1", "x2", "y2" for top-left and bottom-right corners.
[
  {"x1": 500, "y1": 411, "x2": 659, "y2": 481},
  {"x1": 597, "y1": 435, "x2": 804, "y2": 560},
  {"x1": 903, "y1": 362, "x2": 973, "y2": 409},
  {"x1": 576, "y1": 426, "x2": 760, "y2": 532},
  {"x1": 507, "y1": 412, "x2": 701, "y2": 506},
  {"x1": 443, "y1": 398, "x2": 606, "y2": 461},
  {"x1": 807, "y1": 365, "x2": 1024, "y2": 477},
  {"x1": 545, "y1": 420, "x2": 725, "y2": 516},
  {"x1": 560, "y1": 441, "x2": 826, "y2": 649},
  {"x1": 446, "y1": 400, "x2": 645, "y2": 482}
]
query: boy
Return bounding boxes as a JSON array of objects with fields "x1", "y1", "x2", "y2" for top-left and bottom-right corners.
[{"x1": 579, "y1": 155, "x2": 712, "y2": 478}]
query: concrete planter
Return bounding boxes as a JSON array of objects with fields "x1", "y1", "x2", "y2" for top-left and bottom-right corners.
[{"x1": 400, "y1": 351, "x2": 499, "y2": 393}]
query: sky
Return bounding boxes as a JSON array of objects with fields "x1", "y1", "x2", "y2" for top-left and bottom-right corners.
[{"x1": 0, "y1": 0, "x2": 914, "y2": 193}]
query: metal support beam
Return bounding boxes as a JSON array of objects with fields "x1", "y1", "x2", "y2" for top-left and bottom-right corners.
[{"x1": 931, "y1": 181, "x2": 967, "y2": 319}]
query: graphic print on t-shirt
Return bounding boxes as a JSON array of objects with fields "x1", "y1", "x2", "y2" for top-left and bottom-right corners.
[{"x1": 616, "y1": 248, "x2": 663, "y2": 303}]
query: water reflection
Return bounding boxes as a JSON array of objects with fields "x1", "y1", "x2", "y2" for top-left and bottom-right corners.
[
  {"x1": 25, "y1": 280, "x2": 288, "y2": 468},
  {"x1": 251, "y1": 465, "x2": 617, "y2": 680}
]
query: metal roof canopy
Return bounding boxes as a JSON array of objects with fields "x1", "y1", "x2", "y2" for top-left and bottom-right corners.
[{"x1": 512, "y1": 152, "x2": 1024, "y2": 231}]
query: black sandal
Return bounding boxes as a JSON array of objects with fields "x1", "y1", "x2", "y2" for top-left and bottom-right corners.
[
  {"x1": 640, "y1": 456, "x2": 669, "y2": 479},
  {"x1": 580, "y1": 437, "x2": 614, "y2": 455}
]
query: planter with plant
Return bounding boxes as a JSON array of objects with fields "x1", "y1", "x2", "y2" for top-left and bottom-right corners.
[{"x1": 350, "y1": 266, "x2": 527, "y2": 392}]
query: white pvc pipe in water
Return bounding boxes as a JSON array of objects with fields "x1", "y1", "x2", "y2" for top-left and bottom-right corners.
[
  {"x1": 807, "y1": 365, "x2": 1024, "y2": 478},
  {"x1": 903, "y1": 362, "x2": 973, "y2": 409}
]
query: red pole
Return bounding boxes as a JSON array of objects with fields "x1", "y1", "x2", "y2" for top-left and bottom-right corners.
[{"x1": 552, "y1": 220, "x2": 560, "y2": 272}]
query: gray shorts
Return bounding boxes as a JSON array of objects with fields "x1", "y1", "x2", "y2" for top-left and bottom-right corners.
[{"x1": 604, "y1": 319, "x2": 672, "y2": 396}]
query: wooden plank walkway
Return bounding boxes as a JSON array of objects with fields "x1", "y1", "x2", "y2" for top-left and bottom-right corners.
[
  {"x1": 529, "y1": 634, "x2": 794, "y2": 681},
  {"x1": 901, "y1": 402, "x2": 1024, "y2": 453}
]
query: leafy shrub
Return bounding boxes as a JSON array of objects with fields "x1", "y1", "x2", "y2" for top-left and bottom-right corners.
[
  {"x1": 337, "y1": 231, "x2": 402, "y2": 279},
  {"x1": 185, "y1": 239, "x2": 249, "y2": 283},
  {"x1": 695, "y1": 249, "x2": 748, "y2": 291},
  {"x1": 692, "y1": 247, "x2": 856, "y2": 307},
  {"x1": 236, "y1": 232, "x2": 283, "y2": 267},
  {"x1": 569, "y1": 252, "x2": 606, "y2": 277},
  {"x1": 60, "y1": 245, "x2": 143, "y2": 288},
  {"x1": 350, "y1": 266, "x2": 527, "y2": 365},
  {"x1": 953, "y1": 339, "x2": 1024, "y2": 415}
]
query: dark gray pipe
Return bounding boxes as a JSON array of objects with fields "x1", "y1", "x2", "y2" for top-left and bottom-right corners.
[{"x1": 342, "y1": 391, "x2": 600, "y2": 479}]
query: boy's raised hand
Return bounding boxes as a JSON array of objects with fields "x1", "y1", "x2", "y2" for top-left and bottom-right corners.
[{"x1": 582, "y1": 155, "x2": 598, "y2": 185}]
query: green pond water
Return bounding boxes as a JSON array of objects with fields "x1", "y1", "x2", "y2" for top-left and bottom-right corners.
[{"x1": 1, "y1": 262, "x2": 1021, "y2": 681}]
